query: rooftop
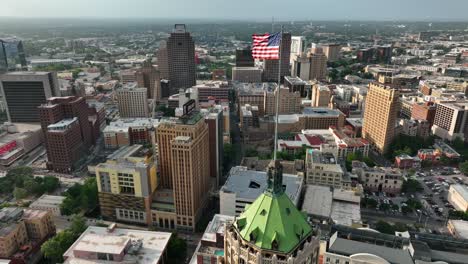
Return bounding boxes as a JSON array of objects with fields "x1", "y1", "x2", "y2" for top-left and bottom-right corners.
[
  {"x1": 47, "y1": 118, "x2": 77, "y2": 131},
  {"x1": 302, "y1": 108, "x2": 343, "y2": 117},
  {"x1": 451, "y1": 184, "x2": 468, "y2": 202},
  {"x1": 29, "y1": 195, "x2": 66, "y2": 208},
  {"x1": 104, "y1": 118, "x2": 160, "y2": 133},
  {"x1": 63, "y1": 226, "x2": 172, "y2": 264},
  {"x1": 106, "y1": 145, "x2": 149, "y2": 160},
  {"x1": 449, "y1": 220, "x2": 468, "y2": 239},
  {"x1": 221, "y1": 166, "x2": 302, "y2": 204}
]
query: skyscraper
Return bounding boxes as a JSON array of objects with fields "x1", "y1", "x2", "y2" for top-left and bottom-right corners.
[
  {"x1": 263, "y1": 32, "x2": 291, "y2": 82},
  {"x1": 38, "y1": 96, "x2": 95, "y2": 172},
  {"x1": 362, "y1": 82, "x2": 399, "y2": 154},
  {"x1": 156, "y1": 41, "x2": 169, "y2": 80},
  {"x1": 0, "y1": 72, "x2": 59, "y2": 122},
  {"x1": 0, "y1": 41, "x2": 7, "y2": 73},
  {"x1": 290, "y1": 36, "x2": 305, "y2": 64},
  {"x1": 116, "y1": 86, "x2": 149, "y2": 118},
  {"x1": 308, "y1": 50, "x2": 328, "y2": 81},
  {"x1": 167, "y1": 24, "x2": 196, "y2": 93},
  {"x1": 322, "y1": 43, "x2": 341, "y2": 62},
  {"x1": 136, "y1": 60, "x2": 161, "y2": 100},
  {"x1": 235, "y1": 48, "x2": 254, "y2": 67}
]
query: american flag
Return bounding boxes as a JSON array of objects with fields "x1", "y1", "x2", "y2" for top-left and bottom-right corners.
[{"x1": 252, "y1": 32, "x2": 281, "y2": 60}]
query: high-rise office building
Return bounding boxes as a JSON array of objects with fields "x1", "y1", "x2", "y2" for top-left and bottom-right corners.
[
  {"x1": 116, "y1": 86, "x2": 149, "y2": 118},
  {"x1": 38, "y1": 96, "x2": 96, "y2": 172},
  {"x1": 322, "y1": 43, "x2": 341, "y2": 62},
  {"x1": 376, "y1": 45, "x2": 393, "y2": 63},
  {"x1": 167, "y1": 24, "x2": 196, "y2": 92},
  {"x1": 362, "y1": 82, "x2": 399, "y2": 154},
  {"x1": 263, "y1": 32, "x2": 291, "y2": 82},
  {"x1": 291, "y1": 53, "x2": 312, "y2": 80},
  {"x1": 136, "y1": 61, "x2": 161, "y2": 100},
  {"x1": 284, "y1": 76, "x2": 308, "y2": 98},
  {"x1": 156, "y1": 41, "x2": 169, "y2": 80},
  {"x1": 95, "y1": 145, "x2": 157, "y2": 225},
  {"x1": 357, "y1": 48, "x2": 374, "y2": 63},
  {"x1": 0, "y1": 39, "x2": 27, "y2": 71},
  {"x1": 235, "y1": 48, "x2": 254, "y2": 67},
  {"x1": 290, "y1": 36, "x2": 305, "y2": 64},
  {"x1": 204, "y1": 109, "x2": 224, "y2": 188},
  {"x1": 0, "y1": 42, "x2": 7, "y2": 73},
  {"x1": 0, "y1": 72, "x2": 59, "y2": 122},
  {"x1": 311, "y1": 84, "x2": 331, "y2": 107},
  {"x1": 308, "y1": 51, "x2": 328, "y2": 80},
  {"x1": 432, "y1": 101, "x2": 468, "y2": 142}
]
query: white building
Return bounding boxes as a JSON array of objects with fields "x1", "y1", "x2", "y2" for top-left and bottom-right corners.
[
  {"x1": 290, "y1": 36, "x2": 306, "y2": 64},
  {"x1": 306, "y1": 149, "x2": 344, "y2": 189},
  {"x1": 448, "y1": 184, "x2": 468, "y2": 212},
  {"x1": 219, "y1": 166, "x2": 303, "y2": 216},
  {"x1": 29, "y1": 194, "x2": 65, "y2": 216},
  {"x1": 448, "y1": 220, "x2": 468, "y2": 239}
]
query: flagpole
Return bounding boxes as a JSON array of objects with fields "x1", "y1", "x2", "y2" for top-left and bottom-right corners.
[{"x1": 273, "y1": 26, "x2": 283, "y2": 161}]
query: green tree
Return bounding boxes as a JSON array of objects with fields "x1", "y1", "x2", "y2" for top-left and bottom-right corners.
[
  {"x1": 43, "y1": 176, "x2": 60, "y2": 193},
  {"x1": 402, "y1": 179, "x2": 423, "y2": 193},
  {"x1": 41, "y1": 230, "x2": 76, "y2": 263},
  {"x1": 13, "y1": 187, "x2": 28, "y2": 200},
  {"x1": 167, "y1": 233, "x2": 187, "y2": 264},
  {"x1": 69, "y1": 214, "x2": 88, "y2": 236},
  {"x1": 245, "y1": 148, "x2": 259, "y2": 157},
  {"x1": 460, "y1": 161, "x2": 468, "y2": 175},
  {"x1": 375, "y1": 221, "x2": 395, "y2": 235}
]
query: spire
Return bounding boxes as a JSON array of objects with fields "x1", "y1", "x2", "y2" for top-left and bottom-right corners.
[{"x1": 266, "y1": 160, "x2": 284, "y2": 195}]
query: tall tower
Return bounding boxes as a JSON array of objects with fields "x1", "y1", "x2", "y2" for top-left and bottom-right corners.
[
  {"x1": 263, "y1": 32, "x2": 291, "y2": 82},
  {"x1": 167, "y1": 24, "x2": 196, "y2": 94},
  {"x1": 362, "y1": 82, "x2": 399, "y2": 154},
  {"x1": 156, "y1": 41, "x2": 169, "y2": 80},
  {"x1": 136, "y1": 60, "x2": 161, "y2": 100}
]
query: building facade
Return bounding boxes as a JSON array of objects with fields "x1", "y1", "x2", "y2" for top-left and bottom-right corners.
[
  {"x1": 167, "y1": 24, "x2": 196, "y2": 92},
  {"x1": 116, "y1": 87, "x2": 150, "y2": 118},
  {"x1": 263, "y1": 33, "x2": 291, "y2": 82}
]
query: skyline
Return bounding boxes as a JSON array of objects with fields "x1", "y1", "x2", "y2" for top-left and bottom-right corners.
[{"x1": 1, "y1": 0, "x2": 468, "y2": 22}]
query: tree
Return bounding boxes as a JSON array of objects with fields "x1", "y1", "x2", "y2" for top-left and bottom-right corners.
[
  {"x1": 245, "y1": 148, "x2": 259, "y2": 157},
  {"x1": 60, "y1": 178, "x2": 98, "y2": 215},
  {"x1": 167, "y1": 233, "x2": 187, "y2": 264},
  {"x1": 13, "y1": 187, "x2": 28, "y2": 200},
  {"x1": 362, "y1": 198, "x2": 378, "y2": 209},
  {"x1": 43, "y1": 176, "x2": 60, "y2": 193},
  {"x1": 41, "y1": 230, "x2": 76, "y2": 263},
  {"x1": 69, "y1": 214, "x2": 87, "y2": 236},
  {"x1": 375, "y1": 221, "x2": 395, "y2": 234},
  {"x1": 460, "y1": 161, "x2": 468, "y2": 176},
  {"x1": 402, "y1": 179, "x2": 423, "y2": 193}
]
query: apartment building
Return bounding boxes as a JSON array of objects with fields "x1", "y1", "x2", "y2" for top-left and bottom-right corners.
[
  {"x1": 306, "y1": 149, "x2": 344, "y2": 189},
  {"x1": 352, "y1": 162, "x2": 404, "y2": 194},
  {"x1": 116, "y1": 86, "x2": 149, "y2": 118}
]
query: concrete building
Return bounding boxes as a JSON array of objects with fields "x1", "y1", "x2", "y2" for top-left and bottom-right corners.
[
  {"x1": 305, "y1": 149, "x2": 344, "y2": 189},
  {"x1": 219, "y1": 166, "x2": 303, "y2": 216},
  {"x1": 308, "y1": 52, "x2": 328, "y2": 81},
  {"x1": 275, "y1": 108, "x2": 346, "y2": 132},
  {"x1": 322, "y1": 44, "x2": 341, "y2": 62},
  {"x1": 0, "y1": 208, "x2": 55, "y2": 261},
  {"x1": 95, "y1": 145, "x2": 157, "y2": 225},
  {"x1": 119, "y1": 69, "x2": 137, "y2": 84},
  {"x1": 235, "y1": 48, "x2": 254, "y2": 67},
  {"x1": 263, "y1": 33, "x2": 291, "y2": 82},
  {"x1": 155, "y1": 112, "x2": 212, "y2": 231},
  {"x1": 203, "y1": 109, "x2": 224, "y2": 188},
  {"x1": 291, "y1": 53, "x2": 312, "y2": 80},
  {"x1": 136, "y1": 61, "x2": 161, "y2": 100},
  {"x1": 29, "y1": 195, "x2": 65, "y2": 216},
  {"x1": 30, "y1": 59, "x2": 74, "y2": 68},
  {"x1": 264, "y1": 87, "x2": 302, "y2": 116},
  {"x1": 156, "y1": 41, "x2": 169, "y2": 80},
  {"x1": 448, "y1": 184, "x2": 468, "y2": 212},
  {"x1": 290, "y1": 36, "x2": 305, "y2": 64},
  {"x1": 167, "y1": 24, "x2": 196, "y2": 92},
  {"x1": 63, "y1": 226, "x2": 171, "y2": 264},
  {"x1": 189, "y1": 214, "x2": 234, "y2": 264},
  {"x1": 447, "y1": 220, "x2": 468, "y2": 239},
  {"x1": 232, "y1": 67, "x2": 263, "y2": 83},
  {"x1": 362, "y1": 82, "x2": 399, "y2": 154},
  {"x1": 116, "y1": 86, "x2": 149, "y2": 118},
  {"x1": 38, "y1": 96, "x2": 96, "y2": 173},
  {"x1": 0, "y1": 123, "x2": 43, "y2": 166},
  {"x1": 0, "y1": 72, "x2": 59, "y2": 122},
  {"x1": 194, "y1": 81, "x2": 231, "y2": 102},
  {"x1": 411, "y1": 101, "x2": 436, "y2": 127},
  {"x1": 352, "y1": 162, "x2": 404, "y2": 194},
  {"x1": 311, "y1": 84, "x2": 331, "y2": 107},
  {"x1": 302, "y1": 185, "x2": 361, "y2": 227},
  {"x1": 284, "y1": 76, "x2": 308, "y2": 98},
  {"x1": 103, "y1": 118, "x2": 159, "y2": 149},
  {"x1": 224, "y1": 161, "x2": 320, "y2": 264},
  {"x1": 432, "y1": 101, "x2": 468, "y2": 142},
  {"x1": 235, "y1": 82, "x2": 275, "y2": 116}
]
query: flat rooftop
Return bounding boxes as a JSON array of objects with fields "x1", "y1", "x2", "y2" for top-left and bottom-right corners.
[
  {"x1": 201, "y1": 214, "x2": 234, "y2": 243},
  {"x1": 308, "y1": 149, "x2": 339, "y2": 165},
  {"x1": 63, "y1": 226, "x2": 172, "y2": 264},
  {"x1": 449, "y1": 220, "x2": 468, "y2": 239},
  {"x1": 451, "y1": 184, "x2": 468, "y2": 202},
  {"x1": 30, "y1": 195, "x2": 66, "y2": 208},
  {"x1": 47, "y1": 118, "x2": 77, "y2": 131},
  {"x1": 107, "y1": 145, "x2": 147, "y2": 160},
  {"x1": 302, "y1": 107, "x2": 343, "y2": 117},
  {"x1": 104, "y1": 118, "x2": 160, "y2": 133},
  {"x1": 221, "y1": 166, "x2": 302, "y2": 204},
  {"x1": 302, "y1": 185, "x2": 333, "y2": 218}
]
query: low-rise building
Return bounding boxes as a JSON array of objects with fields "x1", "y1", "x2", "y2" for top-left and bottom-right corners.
[
  {"x1": 394, "y1": 154, "x2": 421, "y2": 169},
  {"x1": 448, "y1": 184, "x2": 468, "y2": 212},
  {"x1": 29, "y1": 195, "x2": 65, "y2": 216},
  {"x1": 103, "y1": 118, "x2": 159, "y2": 149},
  {"x1": 232, "y1": 67, "x2": 262, "y2": 83},
  {"x1": 352, "y1": 162, "x2": 404, "y2": 194},
  {"x1": 189, "y1": 214, "x2": 234, "y2": 264},
  {"x1": 63, "y1": 225, "x2": 172, "y2": 264},
  {"x1": 219, "y1": 166, "x2": 303, "y2": 216},
  {"x1": 447, "y1": 220, "x2": 468, "y2": 239},
  {"x1": 305, "y1": 149, "x2": 344, "y2": 189},
  {"x1": 0, "y1": 123, "x2": 43, "y2": 166}
]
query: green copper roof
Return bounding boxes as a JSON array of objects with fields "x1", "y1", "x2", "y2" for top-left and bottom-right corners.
[{"x1": 234, "y1": 191, "x2": 312, "y2": 253}]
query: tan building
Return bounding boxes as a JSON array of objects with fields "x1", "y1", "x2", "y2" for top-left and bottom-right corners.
[
  {"x1": 170, "y1": 135, "x2": 211, "y2": 230},
  {"x1": 94, "y1": 145, "x2": 157, "y2": 225},
  {"x1": 264, "y1": 87, "x2": 302, "y2": 116},
  {"x1": 308, "y1": 52, "x2": 328, "y2": 80},
  {"x1": 448, "y1": 184, "x2": 468, "y2": 212},
  {"x1": 232, "y1": 67, "x2": 263, "y2": 83},
  {"x1": 136, "y1": 61, "x2": 161, "y2": 101},
  {"x1": 154, "y1": 114, "x2": 211, "y2": 231},
  {"x1": 322, "y1": 44, "x2": 341, "y2": 62},
  {"x1": 362, "y1": 82, "x2": 399, "y2": 154},
  {"x1": 311, "y1": 84, "x2": 331, "y2": 107},
  {"x1": 432, "y1": 101, "x2": 468, "y2": 142},
  {"x1": 352, "y1": 162, "x2": 404, "y2": 194},
  {"x1": 116, "y1": 86, "x2": 149, "y2": 118},
  {"x1": 306, "y1": 150, "x2": 344, "y2": 189},
  {"x1": 103, "y1": 118, "x2": 159, "y2": 149},
  {"x1": 0, "y1": 208, "x2": 55, "y2": 259}
]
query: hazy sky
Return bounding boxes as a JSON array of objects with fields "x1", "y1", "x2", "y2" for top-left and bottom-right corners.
[{"x1": 1, "y1": 0, "x2": 468, "y2": 21}]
